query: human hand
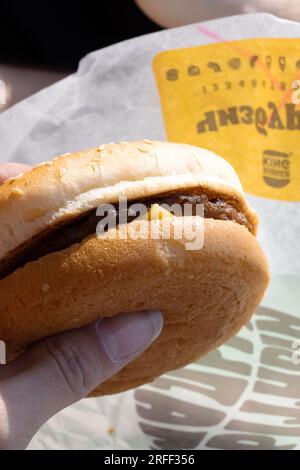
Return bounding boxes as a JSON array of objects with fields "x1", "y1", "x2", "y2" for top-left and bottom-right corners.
[{"x1": 0, "y1": 163, "x2": 163, "y2": 450}]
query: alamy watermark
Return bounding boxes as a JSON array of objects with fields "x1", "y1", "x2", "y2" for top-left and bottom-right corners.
[
  {"x1": 291, "y1": 80, "x2": 300, "y2": 105},
  {"x1": 0, "y1": 340, "x2": 6, "y2": 365},
  {"x1": 95, "y1": 197, "x2": 205, "y2": 251},
  {"x1": 0, "y1": 80, "x2": 7, "y2": 106},
  {"x1": 292, "y1": 340, "x2": 300, "y2": 365}
]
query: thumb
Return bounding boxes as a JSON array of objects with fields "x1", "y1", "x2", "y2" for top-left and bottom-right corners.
[
  {"x1": 0, "y1": 163, "x2": 32, "y2": 184},
  {"x1": 0, "y1": 310, "x2": 163, "y2": 449}
]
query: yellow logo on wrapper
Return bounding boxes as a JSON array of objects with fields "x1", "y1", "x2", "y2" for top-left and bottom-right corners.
[{"x1": 153, "y1": 39, "x2": 300, "y2": 201}]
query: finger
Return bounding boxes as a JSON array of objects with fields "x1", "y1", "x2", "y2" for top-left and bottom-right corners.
[
  {"x1": 0, "y1": 163, "x2": 32, "y2": 184},
  {"x1": 0, "y1": 310, "x2": 163, "y2": 449}
]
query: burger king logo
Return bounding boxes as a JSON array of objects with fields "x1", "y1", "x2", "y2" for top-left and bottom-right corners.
[{"x1": 263, "y1": 150, "x2": 290, "y2": 188}]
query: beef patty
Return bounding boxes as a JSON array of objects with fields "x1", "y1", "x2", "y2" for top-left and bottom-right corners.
[{"x1": 0, "y1": 192, "x2": 251, "y2": 280}]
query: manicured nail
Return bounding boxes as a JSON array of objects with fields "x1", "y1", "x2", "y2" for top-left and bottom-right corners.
[{"x1": 97, "y1": 310, "x2": 163, "y2": 363}]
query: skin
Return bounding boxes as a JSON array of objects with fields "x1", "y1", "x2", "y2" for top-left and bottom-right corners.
[
  {"x1": 0, "y1": 163, "x2": 163, "y2": 450},
  {"x1": 135, "y1": 0, "x2": 300, "y2": 27}
]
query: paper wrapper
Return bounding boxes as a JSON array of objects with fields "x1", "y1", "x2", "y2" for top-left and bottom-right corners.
[{"x1": 0, "y1": 13, "x2": 300, "y2": 449}]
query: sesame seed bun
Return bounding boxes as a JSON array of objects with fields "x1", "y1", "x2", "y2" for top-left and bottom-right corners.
[{"x1": 0, "y1": 141, "x2": 268, "y2": 395}]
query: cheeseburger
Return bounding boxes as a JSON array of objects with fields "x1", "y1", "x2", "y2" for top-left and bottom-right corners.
[{"x1": 0, "y1": 140, "x2": 269, "y2": 396}]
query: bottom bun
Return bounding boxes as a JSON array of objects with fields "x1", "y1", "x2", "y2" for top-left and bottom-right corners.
[{"x1": 0, "y1": 217, "x2": 269, "y2": 396}]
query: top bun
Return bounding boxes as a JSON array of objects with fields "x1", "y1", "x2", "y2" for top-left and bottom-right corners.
[{"x1": 0, "y1": 140, "x2": 257, "y2": 261}]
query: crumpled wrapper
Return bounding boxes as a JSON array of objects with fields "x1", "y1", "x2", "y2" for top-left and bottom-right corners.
[{"x1": 0, "y1": 13, "x2": 299, "y2": 449}]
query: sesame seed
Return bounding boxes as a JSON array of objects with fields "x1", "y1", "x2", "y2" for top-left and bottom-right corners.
[
  {"x1": 41, "y1": 283, "x2": 50, "y2": 293},
  {"x1": 11, "y1": 188, "x2": 23, "y2": 197},
  {"x1": 137, "y1": 145, "x2": 149, "y2": 153},
  {"x1": 107, "y1": 427, "x2": 116, "y2": 435}
]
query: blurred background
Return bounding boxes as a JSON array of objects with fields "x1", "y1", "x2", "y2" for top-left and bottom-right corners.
[{"x1": 1, "y1": 0, "x2": 299, "y2": 112}]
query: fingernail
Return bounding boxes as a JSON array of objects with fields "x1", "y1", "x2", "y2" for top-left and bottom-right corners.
[{"x1": 97, "y1": 310, "x2": 163, "y2": 363}]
